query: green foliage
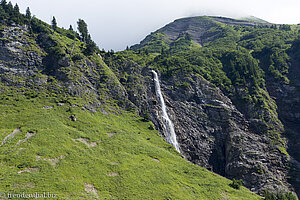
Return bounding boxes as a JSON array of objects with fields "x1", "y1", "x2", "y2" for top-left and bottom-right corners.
[
  {"x1": 152, "y1": 53, "x2": 195, "y2": 79},
  {"x1": 229, "y1": 178, "x2": 244, "y2": 190},
  {"x1": 141, "y1": 109, "x2": 151, "y2": 122},
  {"x1": 0, "y1": 0, "x2": 7, "y2": 7},
  {"x1": 290, "y1": 37, "x2": 300, "y2": 62},
  {"x1": 169, "y1": 33, "x2": 195, "y2": 53},
  {"x1": 221, "y1": 50, "x2": 264, "y2": 88},
  {"x1": 25, "y1": 7, "x2": 31, "y2": 19},
  {"x1": 264, "y1": 190, "x2": 297, "y2": 200},
  {"x1": 49, "y1": 45, "x2": 66, "y2": 58},
  {"x1": 30, "y1": 17, "x2": 52, "y2": 34},
  {"x1": 243, "y1": 28, "x2": 296, "y2": 84},
  {"x1": 0, "y1": 1, "x2": 25, "y2": 25},
  {"x1": 77, "y1": 19, "x2": 98, "y2": 55},
  {"x1": 71, "y1": 53, "x2": 84, "y2": 61},
  {"x1": 84, "y1": 34, "x2": 98, "y2": 56},
  {"x1": 55, "y1": 26, "x2": 79, "y2": 40},
  {"x1": 114, "y1": 50, "x2": 158, "y2": 67},
  {"x1": 77, "y1": 18, "x2": 88, "y2": 43},
  {"x1": 175, "y1": 81, "x2": 190, "y2": 89},
  {"x1": 279, "y1": 24, "x2": 291, "y2": 31},
  {"x1": 138, "y1": 32, "x2": 170, "y2": 53}
]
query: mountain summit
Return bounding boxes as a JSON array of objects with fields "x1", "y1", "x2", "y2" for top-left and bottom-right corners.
[{"x1": 131, "y1": 16, "x2": 272, "y2": 52}]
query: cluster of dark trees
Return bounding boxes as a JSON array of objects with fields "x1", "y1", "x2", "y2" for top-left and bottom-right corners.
[
  {"x1": 0, "y1": 0, "x2": 98, "y2": 56},
  {"x1": 50, "y1": 17, "x2": 97, "y2": 55},
  {"x1": 76, "y1": 18, "x2": 98, "y2": 55},
  {"x1": 0, "y1": 0, "x2": 31, "y2": 24},
  {"x1": 51, "y1": 16, "x2": 97, "y2": 55}
]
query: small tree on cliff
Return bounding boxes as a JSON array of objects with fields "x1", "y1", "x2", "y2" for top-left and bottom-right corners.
[
  {"x1": 77, "y1": 19, "x2": 88, "y2": 43},
  {"x1": 77, "y1": 19, "x2": 98, "y2": 55},
  {"x1": 25, "y1": 7, "x2": 31, "y2": 19},
  {"x1": 51, "y1": 16, "x2": 57, "y2": 30}
]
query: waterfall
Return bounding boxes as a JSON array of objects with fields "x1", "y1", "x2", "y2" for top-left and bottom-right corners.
[{"x1": 151, "y1": 70, "x2": 180, "y2": 153}]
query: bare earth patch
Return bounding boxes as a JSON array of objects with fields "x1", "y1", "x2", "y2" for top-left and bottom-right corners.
[
  {"x1": 1, "y1": 128, "x2": 20, "y2": 146},
  {"x1": 16, "y1": 147, "x2": 24, "y2": 153},
  {"x1": 84, "y1": 183, "x2": 99, "y2": 199},
  {"x1": 13, "y1": 182, "x2": 35, "y2": 189},
  {"x1": 18, "y1": 167, "x2": 40, "y2": 174},
  {"x1": 111, "y1": 162, "x2": 118, "y2": 165},
  {"x1": 36, "y1": 155, "x2": 66, "y2": 166},
  {"x1": 221, "y1": 192, "x2": 230, "y2": 200},
  {"x1": 107, "y1": 172, "x2": 119, "y2": 176},
  {"x1": 42, "y1": 106, "x2": 53, "y2": 109},
  {"x1": 106, "y1": 132, "x2": 116, "y2": 137},
  {"x1": 16, "y1": 132, "x2": 36, "y2": 146},
  {"x1": 72, "y1": 138, "x2": 97, "y2": 147}
]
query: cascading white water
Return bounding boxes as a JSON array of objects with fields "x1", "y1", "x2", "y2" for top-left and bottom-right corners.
[{"x1": 151, "y1": 70, "x2": 180, "y2": 153}]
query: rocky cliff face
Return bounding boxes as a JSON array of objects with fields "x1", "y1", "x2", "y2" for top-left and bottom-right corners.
[
  {"x1": 155, "y1": 74, "x2": 292, "y2": 195},
  {"x1": 108, "y1": 58, "x2": 293, "y2": 195},
  {"x1": 0, "y1": 24, "x2": 130, "y2": 112},
  {"x1": 265, "y1": 51, "x2": 300, "y2": 196},
  {"x1": 122, "y1": 16, "x2": 300, "y2": 197},
  {"x1": 0, "y1": 25, "x2": 42, "y2": 74}
]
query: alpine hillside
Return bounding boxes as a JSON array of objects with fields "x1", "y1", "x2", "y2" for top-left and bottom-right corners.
[
  {"x1": 0, "y1": 1, "x2": 299, "y2": 199},
  {"x1": 123, "y1": 16, "x2": 300, "y2": 198}
]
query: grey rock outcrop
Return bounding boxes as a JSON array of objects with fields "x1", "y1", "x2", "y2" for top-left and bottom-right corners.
[
  {"x1": 105, "y1": 57, "x2": 293, "y2": 195},
  {"x1": 150, "y1": 73, "x2": 291, "y2": 195}
]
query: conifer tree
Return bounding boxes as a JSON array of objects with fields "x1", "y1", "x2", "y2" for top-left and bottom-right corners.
[
  {"x1": 13, "y1": 3, "x2": 19, "y2": 13},
  {"x1": 0, "y1": 6, "x2": 5, "y2": 21},
  {"x1": 12, "y1": 3, "x2": 20, "y2": 24},
  {"x1": 0, "y1": 0, "x2": 7, "y2": 7},
  {"x1": 25, "y1": 7, "x2": 31, "y2": 19},
  {"x1": 69, "y1": 25, "x2": 73, "y2": 31},
  {"x1": 77, "y1": 19, "x2": 88, "y2": 43},
  {"x1": 84, "y1": 34, "x2": 97, "y2": 55},
  {"x1": 77, "y1": 19, "x2": 98, "y2": 55},
  {"x1": 6, "y1": 1, "x2": 13, "y2": 13},
  {"x1": 51, "y1": 16, "x2": 57, "y2": 30}
]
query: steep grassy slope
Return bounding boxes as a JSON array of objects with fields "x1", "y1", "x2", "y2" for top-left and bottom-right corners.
[{"x1": 0, "y1": 90, "x2": 262, "y2": 199}]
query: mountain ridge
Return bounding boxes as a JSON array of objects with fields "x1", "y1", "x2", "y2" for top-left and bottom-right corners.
[{"x1": 130, "y1": 15, "x2": 274, "y2": 52}]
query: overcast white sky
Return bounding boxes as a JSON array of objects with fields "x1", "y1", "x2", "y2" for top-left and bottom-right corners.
[{"x1": 9, "y1": 0, "x2": 300, "y2": 51}]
